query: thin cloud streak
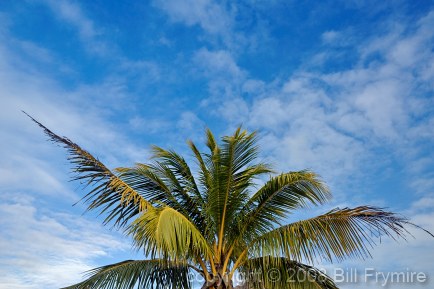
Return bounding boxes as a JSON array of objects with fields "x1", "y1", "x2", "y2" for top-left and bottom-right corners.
[{"x1": 39, "y1": 0, "x2": 109, "y2": 54}]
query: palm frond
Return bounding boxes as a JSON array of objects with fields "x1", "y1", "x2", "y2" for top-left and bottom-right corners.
[
  {"x1": 117, "y1": 163, "x2": 206, "y2": 232},
  {"x1": 187, "y1": 139, "x2": 211, "y2": 191},
  {"x1": 25, "y1": 112, "x2": 152, "y2": 227},
  {"x1": 240, "y1": 256, "x2": 338, "y2": 289},
  {"x1": 251, "y1": 206, "x2": 410, "y2": 263},
  {"x1": 128, "y1": 206, "x2": 212, "y2": 259},
  {"x1": 115, "y1": 165, "x2": 174, "y2": 205},
  {"x1": 203, "y1": 128, "x2": 222, "y2": 237},
  {"x1": 61, "y1": 259, "x2": 191, "y2": 289},
  {"x1": 205, "y1": 128, "x2": 271, "y2": 254},
  {"x1": 151, "y1": 146, "x2": 204, "y2": 206},
  {"x1": 149, "y1": 147, "x2": 207, "y2": 228},
  {"x1": 220, "y1": 134, "x2": 273, "y2": 231},
  {"x1": 233, "y1": 171, "x2": 330, "y2": 243}
]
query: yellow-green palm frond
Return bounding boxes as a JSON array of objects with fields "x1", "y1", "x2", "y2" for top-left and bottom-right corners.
[
  {"x1": 240, "y1": 256, "x2": 338, "y2": 289},
  {"x1": 25, "y1": 112, "x2": 153, "y2": 227},
  {"x1": 61, "y1": 259, "x2": 191, "y2": 289},
  {"x1": 128, "y1": 206, "x2": 212, "y2": 260},
  {"x1": 251, "y1": 206, "x2": 411, "y2": 264}
]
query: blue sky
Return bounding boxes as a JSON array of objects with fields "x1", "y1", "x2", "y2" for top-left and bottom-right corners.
[{"x1": 1, "y1": 0, "x2": 434, "y2": 288}]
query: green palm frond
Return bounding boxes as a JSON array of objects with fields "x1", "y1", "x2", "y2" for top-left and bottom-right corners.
[
  {"x1": 241, "y1": 256, "x2": 338, "y2": 289},
  {"x1": 187, "y1": 139, "x2": 212, "y2": 190},
  {"x1": 116, "y1": 163, "x2": 206, "y2": 232},
  {"x1": 233, "y1": 171, "x2": 330, "y2": 243},
  {"x1": 251, "y1": 206, "x2": 410, "y2": 263},
  {"x1": 204, "y1": 128, "x2": 273, "y2": 255},
  {"x1": 150, "y1": 147, "x2": 207, "y2": 229},
  {"x1": 150, "y1": 146, "x2": 204, "y2": 206},
  {"x1": 61, "y1": 259, "x2": 191, "y2": 289},
  {"x1": 128, "y1": 206, "x2": 212, "y2": 259},
  {"x1": 25, "y1": 112, "x2": 153, "y2": 227},
  {"x1": 114, "y1": 165, "x2": 175, "y2": 205}
]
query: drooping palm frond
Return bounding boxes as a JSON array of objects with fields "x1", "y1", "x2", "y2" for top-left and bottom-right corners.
[
  {"x1": 127, "y1": 206, "x2": 212, "y2": 260},
  {"x1": 240, "y1": 256, "x2": 338, "y2": 289},
  {"x1": 61, "y1": 259, "x2": 191, "y2": 289},
  {"x1": 251, "y1": 206, "x2": 411, "y2": 264},
  {"x1": 24, "y1": 112, "x2": 153, "y2": 227}
]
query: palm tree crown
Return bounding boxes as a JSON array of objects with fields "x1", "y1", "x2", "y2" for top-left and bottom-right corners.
[{"x1": 28, "y1": 113, "x2": 423, "y2": 289}]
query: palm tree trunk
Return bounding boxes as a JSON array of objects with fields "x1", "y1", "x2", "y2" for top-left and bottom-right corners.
[{"x1": 201, "y1": 274, "x2": 234, "y2": 289}]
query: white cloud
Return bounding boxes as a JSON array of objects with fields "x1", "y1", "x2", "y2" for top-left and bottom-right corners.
[
  {"x1": 42, "y1": 0, "x2": 96, "y2": 39},
  {"x1": 216, "y1": 97, "x2": 249, "y2": 124},
  {"x1": 154, "y1": 0, "x2": 265, "y2": 51},
  {"x1": 39, "y1": 0, "x2": 108, "y2": 54},
  {"x1": 353, "y1": 79, "x2": 406, "y2": 138},
  {"x1": 411, "y1": 197, "x2": 434, "y2": 212},
  {"x1": 177, "y1": 111, "x2": 204, "y2": 131},
  {"x1": 194, "y1": 48, "x2": 244, "y2": 79},
  {"x1": 0, "y1": 194, "x2": 128, "y2": 289},
  {"x1": 250, "y1": 93, "x2": 363, "y2": 184},
  {"x1": 129, "y1": 116, "x2": 172, "y2": 134},
  {"x1": 193, "y1": 48, "x2": 250, "y2": 122},
  {"x1": 321, "y1": 30, "x2": 341, "y2": 44},
  {"x1": 154, "y1": 0, "x2": 232, "y2": 36}
]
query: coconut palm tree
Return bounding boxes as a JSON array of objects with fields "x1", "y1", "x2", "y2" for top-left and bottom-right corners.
[{"x1": 28, "y1": 113, "x2": 424, "y2": 289}]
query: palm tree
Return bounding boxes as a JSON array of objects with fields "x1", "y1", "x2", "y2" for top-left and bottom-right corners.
[{"x1": 28, "y1": 113, "x2": 427, "y2": 289}]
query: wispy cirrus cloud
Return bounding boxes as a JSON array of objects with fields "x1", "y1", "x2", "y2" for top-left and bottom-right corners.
[
  {"x1": 41, "y1": 0, "x2": 96, "y2": 39},
  {"x1": 38, "y1": 0, "x2": 109, "y2": 54}
]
